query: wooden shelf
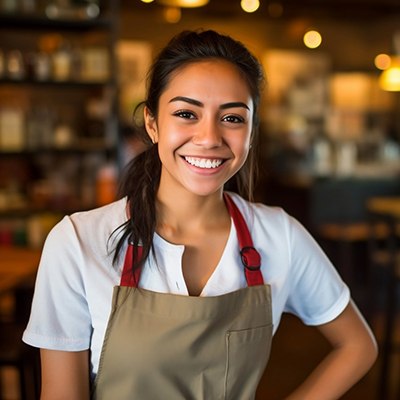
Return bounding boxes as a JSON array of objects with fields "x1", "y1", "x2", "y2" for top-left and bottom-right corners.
[
  {"x1": 0, "y1": 141, "x2": 115, "y2": 156},
  {"x1": 0, "y1": 13, "x2": 113, "y2": 31},
  {"x1": 0, "y1": 78, "x2": 115, "y2": 87},
  {"x1": 0, "y1": 204, "x2": 99, "y2": 218}
]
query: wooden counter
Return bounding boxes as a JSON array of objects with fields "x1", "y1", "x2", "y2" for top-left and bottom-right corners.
[{"x1": 367, "y1": 196, "x2": 400, "y2": 219}]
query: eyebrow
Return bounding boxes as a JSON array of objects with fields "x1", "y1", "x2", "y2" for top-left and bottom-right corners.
[{"x1": 169, "y1": 96, "x2": 250, "y2": 111}]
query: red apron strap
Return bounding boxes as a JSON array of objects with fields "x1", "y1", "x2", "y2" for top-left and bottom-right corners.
[
  {"x1": 120, "y1": 244, "x2": 142, "y2": 287},
  {"x1": 120, "y1": 194, "x2": 263, "y2": 287},
  {"x1": 223, "y1": 193, "x2": 264, "y2": 286}
]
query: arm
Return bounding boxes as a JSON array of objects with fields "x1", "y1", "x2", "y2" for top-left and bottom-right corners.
[
  {"x1": 285, "y1": 300, "x2": 378, "y2": 400},
  {"x1": 40, "y1": 349, "x2": 90, "y2": 400}
]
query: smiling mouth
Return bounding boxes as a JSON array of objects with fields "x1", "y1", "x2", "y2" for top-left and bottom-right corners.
[{"x1": 184, "y1": 156, "x2": 224, "y2": 169}]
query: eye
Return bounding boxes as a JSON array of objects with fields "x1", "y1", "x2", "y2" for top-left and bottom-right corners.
[
  {"x1": 173, "y1": 110, "x2": 196, "y2": 120},
  {"x1": 222, "y1": 114, "x2": 245, "y2": 124}
]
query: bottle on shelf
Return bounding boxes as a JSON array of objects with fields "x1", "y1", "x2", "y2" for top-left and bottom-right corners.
[
  {"x1": 6, "y1": 49, "x2": 26, "y2": 80},
  {"x1": 0, "y1": 107, "x2": 26, "y2": 151},
  {"x1": 52, "y1": 40, "x2": 73, "y2": 81},
  {"x1": 96, "y1": 161, "x2": 117, "y2": 206},
  {"x1": 32, "y1": 50, "x2": 52, "y2": 81},
  {"x1": 53, "y1": 119, "x2": 75, "y2": 149}
]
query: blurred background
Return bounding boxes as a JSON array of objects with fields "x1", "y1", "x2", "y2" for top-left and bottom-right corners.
[{"x1": 0, "y1": 0, "x2": 400, "y2": 399}]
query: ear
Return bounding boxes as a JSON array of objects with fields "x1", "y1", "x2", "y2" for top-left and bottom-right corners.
[{"x1": 144, "y1": 106, "x2": 158, "y2": 144}]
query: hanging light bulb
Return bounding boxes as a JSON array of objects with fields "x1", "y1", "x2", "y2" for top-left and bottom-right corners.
[
  {"x1": 379, "y1": 57, "x2": 400, "y2": 91},
  {"x1": 241, "y1": 0, "x2": 260, "y2": 13},
  {"x1": 140, "y1": 0, "x2": 155, "y2": 3},
  {"x1": 379, "y1": 32, "x2": 400, "y2": 91}
]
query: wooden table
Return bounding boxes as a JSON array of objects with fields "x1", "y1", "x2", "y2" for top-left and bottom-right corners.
[{"x1": 0, "y1": 246, "x2": 41, "y2": 295}]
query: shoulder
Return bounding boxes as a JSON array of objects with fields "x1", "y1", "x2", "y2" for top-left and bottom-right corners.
[
  {"x1": 226, "y1": 191, "x2": 293, "y2": 233},
  {"x1": 44, "y1": 198, "x2": 128, "y2": 262},
  {"x1": 226, "y1": 192, "x2": 315, "y2": 261},
  {"x1": 68, "y1": 197, "x2": 128, "y2": 230},
  {"x1": 68, "y1": 198, "x2": 127, "y2": 240}
]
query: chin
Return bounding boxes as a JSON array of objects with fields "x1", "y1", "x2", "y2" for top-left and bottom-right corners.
[{"x1": 182, "y1": 185, "x2": 223, "y2": 198}]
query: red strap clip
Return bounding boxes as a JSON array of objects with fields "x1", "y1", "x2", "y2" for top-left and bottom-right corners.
[{"x1": 240, "y1": 246, "x2": 261, "y2": 271}]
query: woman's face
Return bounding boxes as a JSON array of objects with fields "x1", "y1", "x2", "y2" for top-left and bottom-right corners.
[{"x1": 144, "y1": 59, "x2": 254, "y2": 198}]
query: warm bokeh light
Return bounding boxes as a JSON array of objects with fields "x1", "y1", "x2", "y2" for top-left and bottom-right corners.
[
  {"x1": 240, "y1": 0, "x2": 260, "y2": 13},
  {"x1": 163, "y1": 6, "x2": 181, "y2": 23},
  {"x1": 374, "y1": 53, "x2": 392, "y2": 70},
  {"x1": 379, "y1": 57, "x2": 400, "y2": 91},
  {"x1": 303, "y1": 30, "x2": 322, "y2": 49},
  {"x1": 159, "y1": 0, "x2": 208, "y2": 7},
  {"x1": 140, "y1": 0, "x2": 154, "y2": 3}
]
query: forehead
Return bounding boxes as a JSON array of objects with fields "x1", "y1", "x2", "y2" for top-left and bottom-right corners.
[{"x1": 162, "y1": 59, "x2": 251, "y2": 98}]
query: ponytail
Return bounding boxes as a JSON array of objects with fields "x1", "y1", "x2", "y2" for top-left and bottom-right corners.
[{"x1": 111, "y1": 144, "x2": 161, "y2": 269}]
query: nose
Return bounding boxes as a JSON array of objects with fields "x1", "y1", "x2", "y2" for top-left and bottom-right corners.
[{"x1": 192, "y1": 118, "x2": 222, "y2": 148}]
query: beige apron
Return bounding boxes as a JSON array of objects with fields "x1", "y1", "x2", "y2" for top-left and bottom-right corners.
[{"x1": 93, "y1": 194, "x2": 273, "y2": 400}]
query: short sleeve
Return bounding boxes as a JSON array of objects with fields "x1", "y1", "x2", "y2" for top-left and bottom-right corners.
[
  {"x1": 284, "y1": 216, "x2": 350, "y2": 325},
  {"x1": 23, "y1": 216, "x2": 92, "y2": 351}
]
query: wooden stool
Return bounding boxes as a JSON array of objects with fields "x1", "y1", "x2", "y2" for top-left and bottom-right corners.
[
  {"x1": 367, "y1": 198, "x2": 400, "y2": 400},
  {"x1": 314, "y1": 222, "x2": 371, "y2": 292},
  {"x1": 0, "y1": 285, "x2": 40, "y2": 400},
  {"x1": 0, "y1": 321, "x2": 40, "y2": 400}
]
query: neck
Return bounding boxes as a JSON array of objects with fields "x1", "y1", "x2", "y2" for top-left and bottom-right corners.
[{"x1": 155, "y1": 188, "x2": 229, "y2": 238}]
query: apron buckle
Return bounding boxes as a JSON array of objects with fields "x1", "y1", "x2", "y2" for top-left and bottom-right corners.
[{"x1": 240, "y1": 246, "x2": 261, "y2": 271}]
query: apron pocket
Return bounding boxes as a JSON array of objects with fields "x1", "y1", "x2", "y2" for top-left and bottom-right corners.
[{"x1": 224, "y1": 324, "x2": 273, "y2": 400}]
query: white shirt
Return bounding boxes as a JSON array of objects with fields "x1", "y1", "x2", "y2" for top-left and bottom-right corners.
[{"x1": 23, "y1": 192, "x2": 350, "y2": 377}]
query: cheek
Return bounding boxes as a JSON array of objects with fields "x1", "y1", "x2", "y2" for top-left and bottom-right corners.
[
  {"x1": 158, "y1": 123, "x2": 194, "y2": 149},
  {"x1": 231, "y1": 131, "x2": 252, "y2": 156},
  {"x1": 156, "y1": 127, "x2": 187, "y2": 163}
]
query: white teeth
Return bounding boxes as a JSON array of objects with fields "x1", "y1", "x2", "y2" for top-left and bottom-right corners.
[{"x1": 184, "y1": 157, "x2": 223, "y2": 169}]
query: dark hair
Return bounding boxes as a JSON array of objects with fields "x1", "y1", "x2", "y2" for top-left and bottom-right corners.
[{"x1": 111, "y1": 29, "x2": 265, "y2": 269}]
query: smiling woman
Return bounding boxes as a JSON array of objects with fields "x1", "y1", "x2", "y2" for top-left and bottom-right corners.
[{"x1": 22, "y1": 29, "x2": 377, "y2": 400}]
